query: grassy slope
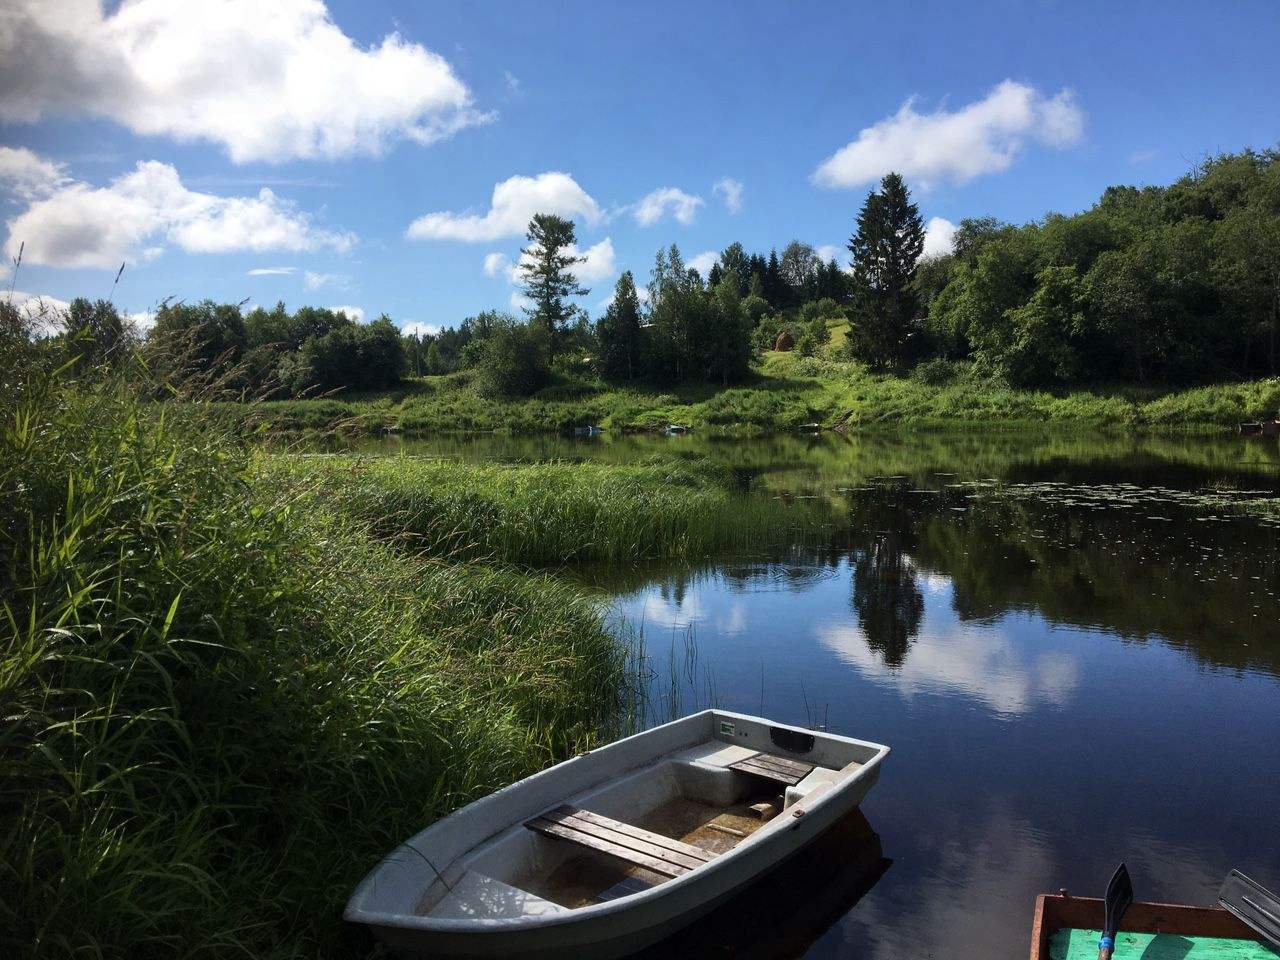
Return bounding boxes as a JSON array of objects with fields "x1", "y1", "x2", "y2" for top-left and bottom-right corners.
[{"x1": 231, "y1": 348, "x2": 1280, "y2": 438}]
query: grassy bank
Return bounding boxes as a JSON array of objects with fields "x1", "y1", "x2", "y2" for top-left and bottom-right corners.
[
  {"x1": 1, "y1": 373, "x2": 644, "y2": 958},
  {"x1": 227, "y1": 354, "x2": 1280, "y2": 439},
  {"x1": 284, "y1": 455, "x2": 801, "y2": 565}
]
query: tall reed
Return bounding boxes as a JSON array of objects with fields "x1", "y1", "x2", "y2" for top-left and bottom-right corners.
[
  {"x1": 1, "y1": 369, "x2": 629, "y2": 958},
  {"x1": 283, "y1": 456, "x2": 800, "y2": 566}
]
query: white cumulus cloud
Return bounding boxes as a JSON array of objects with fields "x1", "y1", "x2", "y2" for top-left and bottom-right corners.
[
  {"x1": 5, "y1": 158, "x2": 355, "y2": 269},
  {"x1": 572, "y1": 237, "x2": 616, "y2": 284},
  {"x1": 633, "y1": 187, "x2": 704, "y2": 227},
  {"x1": 400, "y1": 320, "x2": 441, "y2": 337},
  {"x1": 813, "y1": 80, "x2": 1085, "y2": 189},
  {"x1": 407, "y1": 172, "x2": 602, "y2": 243},
  {"x1": 482, "y1": 252, "x2": 511, "y2": 278},
  {"x1": 0, "y1": 0, "x2": 490, "y2": 164},
  {"x1": 247, "y1": 266, "x2": 296, "y2": 276},
  {"x1": 0, "y1": 147, "x2": 70, "y2": 200},
  {"x1": 712, "y1": 178, "x2": 743, "y2": 213},
  {"x1": 923, "y1": 217, "x2": 958, "y2": 258}
]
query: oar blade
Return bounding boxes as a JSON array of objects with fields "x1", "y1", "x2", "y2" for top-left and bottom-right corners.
[
  {"x1": 1104, "y1": 862, "x2": 1134, "y2": 934},
  {"x1": 1219, "y1": 870, "x2": 1280, "y2": 946}
]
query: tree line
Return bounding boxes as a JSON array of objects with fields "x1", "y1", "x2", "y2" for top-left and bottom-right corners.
[
  {"x1": 8, "y1": 146, "x2": 1276, "y2": 398},
  {"x1": 2, "y1": 295, "x2": 406, "y2": 396},
  {"x1": 459, "y1": 147, "x2": 1280, "y2": 395}
]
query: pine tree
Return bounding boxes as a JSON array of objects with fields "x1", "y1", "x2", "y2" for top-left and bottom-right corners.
[
  {"x1": 517, "y1": 213, "x2": 587, "y2": 365},
  {"x1": 596, "y1": 271, "x2": 642, "y2": 380},
  {"x1": 847, "y1": 172, "x2": 925, "y2": 368},
  {"x1": 764, "y1": 249, "x2": 784, "y2": 307}
]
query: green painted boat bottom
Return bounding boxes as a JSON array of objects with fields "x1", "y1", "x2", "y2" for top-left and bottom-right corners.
[{"x1": 1050, "y1": 928, "x2": 1279, "y2": 958}]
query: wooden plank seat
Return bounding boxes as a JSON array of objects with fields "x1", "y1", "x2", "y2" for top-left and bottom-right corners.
[
  {"x1": 525, "y1": 805, "x2": 714, "y2": 880},
  {"x1": 727, "y1": 752, "x2": 815, "y2": 786}
]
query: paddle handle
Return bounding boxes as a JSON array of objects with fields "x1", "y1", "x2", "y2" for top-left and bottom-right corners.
[{"x1": 1097, "y1": 934, "x2": 1116, "y2": 959}]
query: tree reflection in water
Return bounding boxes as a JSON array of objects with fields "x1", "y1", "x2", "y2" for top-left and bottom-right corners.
[{"x1": 851, "y1": 533, "x2": 924, "y2": 668}]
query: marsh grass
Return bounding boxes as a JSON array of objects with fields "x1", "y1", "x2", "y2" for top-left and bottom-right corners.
[
  {"x1": 1, "y1": 370, "x2": 630, "y2": 958},
  {"x1": 284, "y1": 454, "x2": 807, "y2": 567}
]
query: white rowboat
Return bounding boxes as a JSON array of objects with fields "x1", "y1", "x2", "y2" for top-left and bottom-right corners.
[{"x1": 345, "y1": 709, "x2": 889, "y2": 958}]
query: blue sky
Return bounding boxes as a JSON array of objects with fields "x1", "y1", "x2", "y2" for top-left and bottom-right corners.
[{"x1": 2, "y1": 0, "x2": 1277, "y2": 336}]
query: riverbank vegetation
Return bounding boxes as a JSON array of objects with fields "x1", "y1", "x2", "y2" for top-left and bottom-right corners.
[
  {"x1": 216, "y1": 354, "x2": 1280, "y2": 439},
  {"x1": 0, "y1": 316, "x2": 802, "y2": 955}
]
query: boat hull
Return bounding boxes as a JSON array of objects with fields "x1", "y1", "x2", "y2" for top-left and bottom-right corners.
[{"x1": 347, "y1": 710, "x2": 889, "y2": 959}]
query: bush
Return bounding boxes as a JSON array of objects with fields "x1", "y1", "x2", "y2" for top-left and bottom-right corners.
[
  {"x1": 475, "y1": 323, "x2": 550, "y2": 397},
  {"x1": 911, "y1": 357, "x2": 963, "y2": 386}
]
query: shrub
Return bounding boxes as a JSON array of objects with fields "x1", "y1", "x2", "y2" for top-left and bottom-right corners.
[
  {"x1": 911, "y1": 357, "x2": 962, "y2": 386},
  {"x1": 475, "y1": 323, "x2": 550, "y2": 397}
]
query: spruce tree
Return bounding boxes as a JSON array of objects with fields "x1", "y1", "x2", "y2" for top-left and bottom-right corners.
[
  {"x1": 764, "y1": 249, "x2": 784, "y2": 307},
  {"x1": 847, "y1": 172, "x2": 925, "y2": 368},
  {"x1": 517, "y1": 213, "x2": 587, "y2": 365},
  {"x1": 596, "y1": 271, "x2": 642, "y2": 380}
]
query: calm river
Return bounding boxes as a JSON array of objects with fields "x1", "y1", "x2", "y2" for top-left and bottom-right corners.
[{"x1": 369, "y1": 428, "x2": 1280, "y2": 959}]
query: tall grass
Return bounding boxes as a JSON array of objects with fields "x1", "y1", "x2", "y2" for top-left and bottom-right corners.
[
  {"x1": 283, "y1": 456, "x2": 799, "y2": 566},
  {"x1": 1, "y1": 370, "x2": 630, "y2": 958}
]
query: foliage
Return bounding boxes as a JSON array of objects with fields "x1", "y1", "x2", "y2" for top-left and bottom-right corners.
[
  {"x1": 65, "y1": 297, "x2": 131, "y2": 368},
  {"x1": 149, "y1": 299, "x2": 248, "y2": 378},
  {"x1": 290, "y1": 313, "x2": 406, "y2": 393},
  {"x1": 929, "y1": 147, "x2": 1280, "y2": 385},
  {"x1": 148, "y1": 300, "x2": 404, "y2": 397},
  {"x1": 642, "y1": 247, "x2": 753, "y2": 386}
]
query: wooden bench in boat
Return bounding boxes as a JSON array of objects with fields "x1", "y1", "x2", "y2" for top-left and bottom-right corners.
[
  {"x1": 525, "y1": 805, "x2": 714, "y2": 879},
  {"x1": 727, "y1": 751, "x2": 815, "y2": 786}
]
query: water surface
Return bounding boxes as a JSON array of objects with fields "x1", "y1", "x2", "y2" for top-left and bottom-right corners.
[{"x1": 375, "y1": 428, "x2": 1280, "y2": 958}]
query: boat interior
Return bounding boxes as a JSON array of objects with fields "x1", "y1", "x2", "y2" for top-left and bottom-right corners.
[{"x1": 417, "y1": 738, "x2": 867, "y2": 920}]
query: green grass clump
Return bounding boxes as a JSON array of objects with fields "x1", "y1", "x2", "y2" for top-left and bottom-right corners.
[
  {"x1": 1139, "y1": 379, "x2": 1280, "y2": 425},
  {"x1": 1, "y1": 373, "x2": 629, "y2": 958},
  {"x1": 286, "y1": 455, "x2": 795, "y2": 566}
]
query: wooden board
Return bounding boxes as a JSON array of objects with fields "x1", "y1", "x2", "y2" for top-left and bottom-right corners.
[
  {"x1": 728, "y1": 752, "x2": 816, "y2": 786},
  {"x1": 526, "y1": 805, "x2": 714, "y2": 880}
]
